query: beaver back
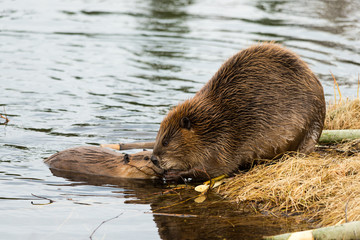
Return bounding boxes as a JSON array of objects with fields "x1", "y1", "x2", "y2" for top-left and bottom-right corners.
[{"x1": 153, "y1": 43, "x2": 325, "y2": 178}]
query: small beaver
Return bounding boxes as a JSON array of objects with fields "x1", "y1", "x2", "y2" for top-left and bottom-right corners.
[
  {"x1": 153, "y1": 43, "x2": 326, "y2": 179},
  {"x1": 45, "y1": 146, "x2": 163, "y2": 179}
]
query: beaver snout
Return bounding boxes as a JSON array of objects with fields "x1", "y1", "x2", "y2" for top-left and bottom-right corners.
[{"x1": 150, "y1": 155, "x2": 160, "y2": 167}]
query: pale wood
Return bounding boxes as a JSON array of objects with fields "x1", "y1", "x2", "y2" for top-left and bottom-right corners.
[
  {"x1": 100, "y1": 142, "x2": 155, "y2": 150},
  {"x1": 264, "y1": 221, "x2": 360, "y2": 240}
]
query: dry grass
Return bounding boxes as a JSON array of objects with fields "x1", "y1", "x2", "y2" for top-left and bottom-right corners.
[
  {"x1": 221, "y1": 150, "x2": 360, "y2": 226},
  {"x1": 220, "y1": 79, "x2": 360, "y2": 226},
  {"x1": 324, "y1": 74, "x2": 360, "y2": 130},
  {"x1": 325, "y1": 98, "x2": 360, "y2": 130}
]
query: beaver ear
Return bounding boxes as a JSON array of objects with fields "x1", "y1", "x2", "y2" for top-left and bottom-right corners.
[{"x1": 180, "y1": 117, "x2": 191, "y2": 130}]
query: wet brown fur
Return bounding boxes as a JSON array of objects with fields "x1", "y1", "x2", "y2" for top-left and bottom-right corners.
[
  {"x1": 153, "y1": 43, "x2": 326, "y2": 178},
  {"x1": 45, "y1": 146, "x2": 163, "y2": 179}
]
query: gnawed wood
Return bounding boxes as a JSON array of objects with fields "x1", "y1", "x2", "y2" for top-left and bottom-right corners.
[
  {"x1": 264, "y1": 221, "x2": 360, "y2": 240},
  {"x1": 100, "y1": 142, "x2": 155, "y2": 150}
]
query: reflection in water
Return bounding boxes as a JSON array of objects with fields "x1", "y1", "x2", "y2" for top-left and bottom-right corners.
[
  {"x1": 50, "y1": 169, "x2": 309, "y2": 240},
  {"x1": 142, "y1": 0, "x2": 192, "y2": 34},
  {"x1": 256, "y1": 0, "x2": 360, "y2": 42},
  {"x1": 133, "y1": 0, "x2": 192, "y2": 75},
  {"x1": 1, "y1": 0, "x2": 360, "y2": 239},
  {"x1": 253, "y1": 0, "x2": 359, "y2": 92},
  {"x1": 318, "y1": 0, "x2": 359, "y2": 22}
]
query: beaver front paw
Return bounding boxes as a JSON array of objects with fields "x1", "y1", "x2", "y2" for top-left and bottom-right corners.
[{"x1": 163, "y1": 169, "x2": 210, "y2": 183}]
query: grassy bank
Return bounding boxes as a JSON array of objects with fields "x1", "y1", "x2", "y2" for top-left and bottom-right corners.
[{"x1": 220, "y1": 98, "x2": 360, "y2": 227}]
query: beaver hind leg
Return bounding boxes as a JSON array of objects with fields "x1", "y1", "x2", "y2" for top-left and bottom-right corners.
[{"x1": 297, "y1": 119, "x2": 324, "y2": 154}]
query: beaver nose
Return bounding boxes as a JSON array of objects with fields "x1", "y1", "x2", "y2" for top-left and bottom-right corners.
[{"x1": 150, "y1": 155, "x2": 160, "y2": 167}]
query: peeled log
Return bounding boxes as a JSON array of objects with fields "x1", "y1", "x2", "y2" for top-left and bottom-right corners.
[
  {"x1": 319, "y1": 129, "x2": 360, "y2": 144},
  {"x1": 264, "y1": 221, "x2": 360, "y2": 240},
  {"x1": 100, "y1": 142, "x2": 155, "y2": 150}
]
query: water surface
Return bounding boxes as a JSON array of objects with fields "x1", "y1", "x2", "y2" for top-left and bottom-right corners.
[{"x1": 1, "y1": 0, "x2": 359, "y2": 239}]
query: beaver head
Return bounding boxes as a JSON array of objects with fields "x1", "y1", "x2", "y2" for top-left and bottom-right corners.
[{"x1": 152, "y1": 95, "x2": 237, "y2": 179}]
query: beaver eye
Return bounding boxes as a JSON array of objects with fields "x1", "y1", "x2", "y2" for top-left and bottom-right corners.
[
  {"x1": 180, "y1": 117, "x2": 191, "y2": 130},
  {"x1": 162, "y1": 139, "x2": 169, "y2": 147}
]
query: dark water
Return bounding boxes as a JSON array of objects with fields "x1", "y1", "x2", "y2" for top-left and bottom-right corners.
[{"x1": 1, "y1": 0, "x2": 359, "y2": 239}]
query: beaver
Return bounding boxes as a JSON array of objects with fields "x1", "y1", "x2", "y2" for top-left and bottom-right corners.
[
  {"x1": 45, "y1": 146, "x2": 163, "y2": 179},
  {"x1": 153, "y1": 43, "x2": 326, "y2": 180}
]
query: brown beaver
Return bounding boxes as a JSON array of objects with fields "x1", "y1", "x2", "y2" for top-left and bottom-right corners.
[
  {"x1": 153, "y1": 43, "x2": 326, "y2": 180},
  {"x1": 45, "y1": 146, "x2": 163, "y2": 179}
]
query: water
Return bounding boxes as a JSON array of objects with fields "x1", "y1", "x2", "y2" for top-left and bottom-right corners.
[{"x1": 1, "y1": 0, "x2": 359, "y2": 239}]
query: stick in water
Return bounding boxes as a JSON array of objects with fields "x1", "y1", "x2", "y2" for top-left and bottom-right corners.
[
  {"x1": 100, "y1": 142, "x2": 155, "y2": 150},
  {"x1": 90, "y1": 212, "x2": 124, "y2": 240}
]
